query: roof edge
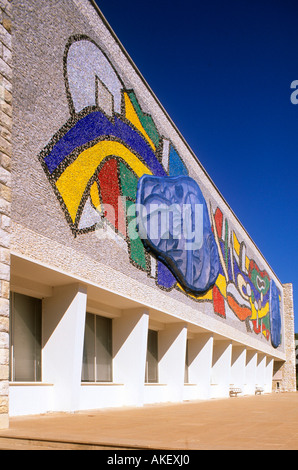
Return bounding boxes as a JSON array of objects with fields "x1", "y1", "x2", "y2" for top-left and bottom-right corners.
[{"x1": 87, "y1": 0, "x2": 283, "y2": 286}]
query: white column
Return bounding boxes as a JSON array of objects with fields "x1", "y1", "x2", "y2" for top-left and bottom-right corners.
[
  {"x1": 230, "y1": 346, "x2": 246, "y2": 392},
  {"x1": 42, "y1": 284, "x2": 87, "y2": 412},
  {"x1": 211, "y1": 340, "x2": 232, "y2": 398},
  {"x1": 244, "y1": 350, "x2": 257, "y2": 395},
  {"x1": 158, "y1": 323, "x2": 187, "y2": 403},
  {"x1": 113, "y1": 308, "x2": 149, "y2": 407},
  {"x1": 256, "y1": 353, "x2": 266, "y2": 389},
  {"x1": 187, "y1": 333, "x2": 213, "y2": 400},
  {"x1": 264, "y1": 356, "x2": 274, "y2": 393},
  {"x1": 272, "y1": 360, "x2": 283, "y2": 392}
]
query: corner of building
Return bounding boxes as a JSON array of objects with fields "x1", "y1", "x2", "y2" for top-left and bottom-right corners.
[
  {"x1": 281, "y1": 283, "x2": 296, "y2": 392},
  {"x1": 0, "y1": 0, "x2": 12, "y2": 429}
]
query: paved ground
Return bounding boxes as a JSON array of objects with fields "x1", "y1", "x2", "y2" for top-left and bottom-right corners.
[{"x1": 1, "y1": 392, "x2": 298, "y2": 450}]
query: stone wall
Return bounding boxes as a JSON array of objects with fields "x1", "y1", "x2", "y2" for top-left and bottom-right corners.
[
  {"x1": 10, "y1": 0, "x2": 286, "y2": 359},
  {"x1": 282, "y1": 283, "x2": 296, "y2": 392},
  {"x1": 0, "y1": 0, "x2": 295, "y2": 424},
  {"x1": 0, "y1": 0, "x2": 11, "y2": 429}
]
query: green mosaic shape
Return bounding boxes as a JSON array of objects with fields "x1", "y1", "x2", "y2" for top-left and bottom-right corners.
[
  {"x1": 126, "y1": 199, "x2": 147, "y2": 270},
  {"x1": 127, "y1": 91, "x2": 160, "y2": 148},
  {"x1": 119, "y1": 161, "x2": 138, "y2": 200}
]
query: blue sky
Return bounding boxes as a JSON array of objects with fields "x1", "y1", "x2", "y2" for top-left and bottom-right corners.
[{"x1": 95, "y1": 0, "x2": 298, "y2": 331}]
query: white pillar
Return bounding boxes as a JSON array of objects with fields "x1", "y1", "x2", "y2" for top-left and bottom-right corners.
[
  {"x1": 272, "y1": 360, "x2": 283, "y2": 392},
  {"x1": 42, "y1": 284, "x2": 87, "y2": 412},
  {"x1": 113, "y1": 308, "x2": 149, "y2": 407},
  {"x1": 211, "y1": 340, "x2": 232, "y2": 398},
  {"x1": 187, "y1": 333, "x2": 213, "y2": 400},
  {"x1": 256, "y1": 353, "x2": 266, "y2": 389},
  {"x1": 158, "y1": 323, "x2": 187, "y2": 403},
  {"x1": 230, "y1": 346, "x2": 246, "y2": 392},
  {"x1": 264, "y1": 356, "x2": 274, "y2": 393},
  {"x1": 244, "y1": 350, "x2": 257, "y2": 395}
]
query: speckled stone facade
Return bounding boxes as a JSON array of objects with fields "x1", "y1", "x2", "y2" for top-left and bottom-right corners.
[
  {"x1": 0, "y1": 0, "x2": 11, "y2": 429},
  {"x1": 9, "y1": 0, "x2": 287, "y2": 357},
  {"x1": 281, "y1": 283, "x2": 296, "y2": 392},
  {"x1": 0, "y1": 0, "x2": 295, "y2": 422}
]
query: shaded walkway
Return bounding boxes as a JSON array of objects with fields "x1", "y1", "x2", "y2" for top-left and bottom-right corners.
[{"x1": 1, "y1": 392, "x2": 298, "y2": 450}]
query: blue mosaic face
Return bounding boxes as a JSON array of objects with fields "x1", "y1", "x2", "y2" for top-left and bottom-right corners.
[
  {"x1": 269, "y1": 279, "x2": 282, "y2": 349},
  {"x1": 136, "y1": 175, "x2": 220, "y2": 294}
]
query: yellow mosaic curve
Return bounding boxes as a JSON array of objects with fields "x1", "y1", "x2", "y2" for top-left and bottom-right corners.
[
  {"x1": 249, "y1": 297, "x2": 269, "y2": 321},
  {"x1": 90, "y1": 180, "x2": 101, "y2": 211},
  {"x1": 56, "y1": 140, "x2": 152, "y2": 223},
  {"x1": 216, "y1": 273, "x2": 227, "y2": 298},
  {"x1": 233, "y1": 231, "x2": 240, "y2": 256},
  {"x1": 124, "y1": 92, "x2": 156, "y2": 151},
  {"x1": 177, "y1": 283, "x2": 213, "y2": 301}
]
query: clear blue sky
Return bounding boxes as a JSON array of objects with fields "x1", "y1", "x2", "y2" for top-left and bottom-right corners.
[{"x1": 95, "y1": 0, "x2": 298, "y2": 331}]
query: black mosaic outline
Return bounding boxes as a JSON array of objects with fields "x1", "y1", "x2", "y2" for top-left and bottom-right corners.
[
  {"x1": 63, "y1": 34, "x2": 125, "y2": 119},
  {"x1": 122, "y1": 88, "x2": 164, "y2": 165},
  {"x1": 37, "y1": 35, "x2": 280, "y2": 346},
  {"x1": 39, "y1": 34, "x2": 208, "y2": 293},
  {"x1": 211, "y1": 207, "x2": 275, "y2": 341},
  {"x1": 39, "y1": 34, "x2": 172, "y2": 244}
]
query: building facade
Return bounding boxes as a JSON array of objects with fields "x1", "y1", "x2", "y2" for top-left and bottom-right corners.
[{"x1": 0, "y1": 0, "x2": 295, "y2": 427}]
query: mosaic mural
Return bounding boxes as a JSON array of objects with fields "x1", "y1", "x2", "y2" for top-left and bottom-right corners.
[
  {"x1": 136, "y1": 174, "x2": 220, "y2": 295},
  {"x1": 38, "y1": 35, "x2": 282, "y2": 348},
  {"x1": 206, "y1": 206, "x2": 281, "y2": 348}
]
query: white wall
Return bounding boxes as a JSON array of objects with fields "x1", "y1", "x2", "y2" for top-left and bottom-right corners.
[
  {"x1": 230, "y1": 346, "x2": 246, "y2": 391},
  {"x1": 158, "y1": 323, "x2": 187, "y2": 403},
  {"x1": 264, "y1": 357, "x2": 274, "y2": 393},
  {"x1": 244, "y1": 350, "x2": 257, "y2": 395},
  {"x1": 42, "y1": 283, "x2": 87, "y2": 412},
  {"x1": 8, "y1": 279, "x2": 277, "y2": 416},
  {"x1": 113, "y1": 308, "x2": 149, "y2": 406},
  {"x1": 79, "y1": 384, "x2": 125, "y2": 410},
  {"x1": 186, "y1": 333, "x2": 213, "y2": 400},
  {"x1": 211, "y1": 340, "x2": 232, "y2": 398},
  {"x1": 256, "y1": 353, "x2": 266, "y2": 389},
  {"x1": 9, "y1": 384, "x2": 53, "y2": 416}
]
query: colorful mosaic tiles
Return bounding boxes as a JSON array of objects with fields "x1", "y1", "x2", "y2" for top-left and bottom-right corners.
[
  {"x1": 38, "y1": 35, "x2": 281, "y2": 348},
  {"x1": 136, "y1": 175, "x2": 220, "y2": 294}
]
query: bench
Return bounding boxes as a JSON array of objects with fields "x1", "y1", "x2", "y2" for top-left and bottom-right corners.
[{"x1": 229, "y1": 387, "x2": 242, "y2": 397}]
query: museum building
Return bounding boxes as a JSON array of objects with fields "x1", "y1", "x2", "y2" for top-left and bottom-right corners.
[{"x1": 0, "y1": 0, "x2": 295, "y2": 428}]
